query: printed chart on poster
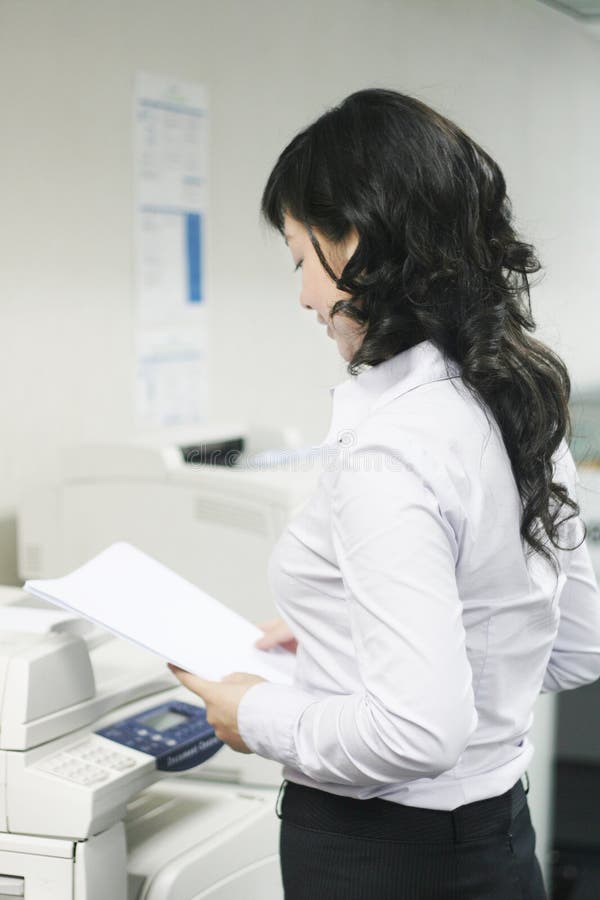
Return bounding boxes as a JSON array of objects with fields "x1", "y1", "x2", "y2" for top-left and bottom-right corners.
[{"x1": 134, "y1": 72, "x2": 209, "y2": 429}]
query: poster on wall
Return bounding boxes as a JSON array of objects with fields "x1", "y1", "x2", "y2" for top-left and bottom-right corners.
[{"x1": 133, "y1": 71, "x2": 209, "y2": 429}]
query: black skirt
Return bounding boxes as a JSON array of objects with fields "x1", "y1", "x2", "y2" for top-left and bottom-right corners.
[{"x1": 277, "y1": 778, "x2": 547, "y2": 899}]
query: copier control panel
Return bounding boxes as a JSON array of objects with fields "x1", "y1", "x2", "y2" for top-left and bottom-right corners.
[{"x1": 96, "y1": 700, "x2": 223, "y2": 771}]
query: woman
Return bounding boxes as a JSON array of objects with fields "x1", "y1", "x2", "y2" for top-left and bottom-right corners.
[{"x1": 169, "y1": 89, "x2": 600, "y2": 899}]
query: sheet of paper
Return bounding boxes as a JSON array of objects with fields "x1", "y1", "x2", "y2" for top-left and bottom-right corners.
[
  {"x1": 134, "y1": 72, "x2": 209, "y2": 429},
  {"x1": 135, "y1": 327, "x2": 208, "y2": 429},
  {"x1": 24, "y1": 542, "x2": 295, "y2": 684}
]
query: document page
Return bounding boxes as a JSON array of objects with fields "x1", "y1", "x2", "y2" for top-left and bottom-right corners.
[{"x1": 24, "y1": 542, "x2": 295, "y2": 683}]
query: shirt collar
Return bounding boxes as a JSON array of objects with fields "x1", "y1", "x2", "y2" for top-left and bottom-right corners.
[{"x1": 321, "y1": 339, "x2": 461, "y2": 447}]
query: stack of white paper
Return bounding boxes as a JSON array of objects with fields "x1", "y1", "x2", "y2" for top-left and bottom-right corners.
[{"x1": 24, "y1": 542, "x2": 295, "y2": 684}]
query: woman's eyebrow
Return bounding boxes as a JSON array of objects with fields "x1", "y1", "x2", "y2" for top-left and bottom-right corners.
[{"x1": 283, "y1": 233, "x2": 294, "y2": 245}]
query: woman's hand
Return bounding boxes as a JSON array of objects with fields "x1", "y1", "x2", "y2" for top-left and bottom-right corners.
[
  {"x1": 255, "y1": 618, "x2": 298, "y2": 654},
  {"x1": 167, "y1": 665, "x2": 265, "y2": 753}
]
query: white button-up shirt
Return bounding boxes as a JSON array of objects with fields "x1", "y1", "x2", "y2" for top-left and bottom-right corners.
[{"x1": 238, "y1": 339, "x2": 600, "y2": 809}]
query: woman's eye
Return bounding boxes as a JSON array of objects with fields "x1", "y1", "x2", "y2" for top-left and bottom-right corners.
[{"x1": 294, "y1": 260, "x2": 303, "y2": 272}]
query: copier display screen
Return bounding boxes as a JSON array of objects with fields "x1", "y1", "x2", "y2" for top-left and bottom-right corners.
[{"x1": 139, "y1": 709, "x2": 190, "y2": 732}]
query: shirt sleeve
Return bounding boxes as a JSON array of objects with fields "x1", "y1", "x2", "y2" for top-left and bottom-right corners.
[
  {"x1": 237, "y1": 445, "x2": 478, "y2": 787},
  {"x1": 542, "y1": 518, "x2": 600, "y2": 693}
]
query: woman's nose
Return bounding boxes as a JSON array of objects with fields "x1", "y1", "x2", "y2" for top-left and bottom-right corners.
[{"x1": 299, "y1": 290, "x2": 313, "y2": 311}]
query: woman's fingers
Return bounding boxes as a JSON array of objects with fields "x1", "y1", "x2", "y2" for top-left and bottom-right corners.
[
  {"x1": 221, "y1": 672, "x2": 251, "y2": 684},
  {"x1": 166, "y1": 666, "x2": 257, "y2": 753},
  {"x1": 256, "y1": 618, "x2": 282, "y2": 635},
  {"x1": 254, "y1": 633, "x2": 278, "y2": 649},
  {"x1": 254, "y1": 618, "x2": 297, "y2": 650},
  {"x1": 221, "y1": 672, "x2": 266, "y2": 686},
  {"x1": 167, "y1": 663, "x2": 214, "y2": 699}
]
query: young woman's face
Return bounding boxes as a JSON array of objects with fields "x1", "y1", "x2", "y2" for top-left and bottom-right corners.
[{"x1": 283, "y1": 213, "x2": 363, "y2": 362}]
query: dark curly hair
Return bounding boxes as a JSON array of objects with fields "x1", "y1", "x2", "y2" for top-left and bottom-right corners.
[{"x1": 261, "y1": 88, "x2": 582, "y2": 568}]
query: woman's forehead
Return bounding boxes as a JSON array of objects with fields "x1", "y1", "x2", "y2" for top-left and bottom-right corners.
[{"x1": 283, "y1": 212, "x2": 305, "y2": 244}]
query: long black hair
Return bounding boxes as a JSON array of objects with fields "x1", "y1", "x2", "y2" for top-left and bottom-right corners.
[{"x1": 262, "y1": 88, "x2": 581, "y2": 567}]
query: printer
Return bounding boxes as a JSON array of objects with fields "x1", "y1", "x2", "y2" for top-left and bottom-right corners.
[
  {"x1": 7, "y1": 426, "x2": 325, "y2": 898},
  {"x1": 17, "y1": 426, "x2": 324, "y2": 627},
  {"x1": 0, "y1": 585, "x2": 285, "y2": 900}
]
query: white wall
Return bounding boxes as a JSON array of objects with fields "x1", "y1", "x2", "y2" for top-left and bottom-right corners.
[{"x1": 1, "y1": 0, "x2": 599, "y2": 572}]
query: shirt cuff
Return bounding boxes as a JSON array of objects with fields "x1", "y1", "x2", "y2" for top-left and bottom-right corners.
[{"x1": 237, "y1": 681, "x2": 318, "y2": 767}]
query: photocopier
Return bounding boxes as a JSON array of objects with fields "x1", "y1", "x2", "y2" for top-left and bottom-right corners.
[
  {"x1": 6, "y1": 425, "x2": 324, "y2": 900},
  {"x1": 0, "y1": 585, "x2": 286, "y2": 900}
]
